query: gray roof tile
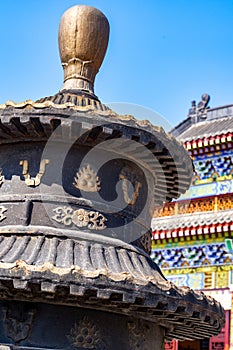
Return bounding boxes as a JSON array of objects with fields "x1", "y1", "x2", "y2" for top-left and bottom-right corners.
[
  {"x1": 177, "y1": 115, "x2": 233, "y2": 142},
  {"x1": 0, "y1": 234, "x2": 164, "y2": 284}
]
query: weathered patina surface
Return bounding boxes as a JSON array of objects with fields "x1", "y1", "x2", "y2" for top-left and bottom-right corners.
[{"x1": 0, "y1": 5, "x2": 224, "y2": 350}]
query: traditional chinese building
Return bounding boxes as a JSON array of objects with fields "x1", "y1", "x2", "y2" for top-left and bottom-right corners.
[{"x1": 152, "y1": 95, "x2": 233, "y2": 350}]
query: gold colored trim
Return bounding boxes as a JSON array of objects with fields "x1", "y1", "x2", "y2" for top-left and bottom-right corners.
[
  {"x1": 162, "y1": 264, "x2": 233, "y2": 275},
  {"x1": 52, "y1": 206, "x2": 107, "y2": 230},
  {"x1": 20, "y1": 159, "x2": 50, "y2": 187},
  {"x1": 73, "y1": 165, "x2": 101, "y2": 192}
]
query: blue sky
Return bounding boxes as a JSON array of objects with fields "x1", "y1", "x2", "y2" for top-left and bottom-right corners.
[{"x1": 0, "y1": 0, "x2": 233, "y2": 128}]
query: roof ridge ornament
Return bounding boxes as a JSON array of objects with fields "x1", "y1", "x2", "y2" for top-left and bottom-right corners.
[
  {"x1": 58, "y1": 5, "x2": 110, "y2": 95},
  {"x1": 188, "y1": 93, "x2": 210, "y2": 121}
]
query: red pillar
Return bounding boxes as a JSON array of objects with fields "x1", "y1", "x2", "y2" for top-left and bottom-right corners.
[{"x1": 165, "y1": 340, "x2": 178, "y2": 350}]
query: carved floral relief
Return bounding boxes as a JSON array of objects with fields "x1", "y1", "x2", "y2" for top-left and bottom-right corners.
[
  {"x1": 52, "y1": 207, "x2": 107, "y2": 230},
  {"x1": 68, "y1": 316, "x2": 106, "y2": 349},
  {"x1": 2, "y1": 306, "x2": 35, "y2": 344},
  {"x1": 73, "y1": 165, "x2": 101, "y2": 192}
]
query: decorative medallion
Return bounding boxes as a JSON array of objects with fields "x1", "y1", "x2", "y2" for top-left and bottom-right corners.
[
  {"x1": 19, "y1": 159, "x2": 50, "y2": 187},
  {"x1": 2, "y1": 306, "x2": 35, "y2": 344},
  {"x1": 52, "y1": 206, "x2": 107, "y2": 230},
  {"x1": 73, "y1": 165, "x2": 101, "y2": 192},
  {"x1": 0, "y1": 169, "x2": 4, "y2": 187},
  {"x1": 119, "y1": 166, "x2": 141, "y2": 205},
  {"x1": 0, "y1": 206, "x2": 7, "y2": 222},
  {"x1": 68, "y1": 316, "x2": 106, "y2": 349}
]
